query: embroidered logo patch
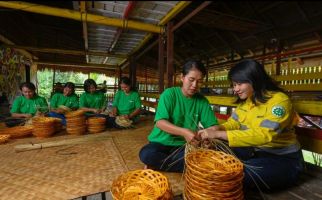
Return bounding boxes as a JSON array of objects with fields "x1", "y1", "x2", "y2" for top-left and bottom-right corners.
[{"x1": 272, "y1": 106, "x2": 285, "y2": 117}]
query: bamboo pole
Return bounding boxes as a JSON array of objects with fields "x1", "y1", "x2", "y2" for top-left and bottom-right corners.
[{"x1": 15, "y1": 134, "x2": 113, "y2": 152}]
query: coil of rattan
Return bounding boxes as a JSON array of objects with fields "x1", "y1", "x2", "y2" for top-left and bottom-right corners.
[
  {"x1": 0, "y1": 134, "x2": 10, "y2": 144},
  {"x1": 32, "y1": 117, "x2": 56, "y2": 138},
  {"x1": 111, "y1": 169, "x2": 173, "y2": 200},
  {"x1": 184, "y1": 149, "x2": 244, "y2": 200},
  {"x1": 0, "y1": 125, "x2": 33, "y2": 138},
  {"x1": 87, "y1": 117, "x2": 106, "y2": 134}
]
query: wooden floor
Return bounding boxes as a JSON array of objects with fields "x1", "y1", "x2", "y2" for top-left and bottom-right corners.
[{"x1": 1, "y1": 114, "x2": 322, "y2": 199}]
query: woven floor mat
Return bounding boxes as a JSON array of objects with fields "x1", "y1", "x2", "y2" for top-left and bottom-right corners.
[{"x1": 0, "y1": 135, "x2": 128, "y2": 199}]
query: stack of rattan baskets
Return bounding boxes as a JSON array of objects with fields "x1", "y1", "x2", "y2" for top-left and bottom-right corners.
[
  {"x1": 111, "y1": 169, "x2": 173, "y2": 200},
  {"x1": 65, "y1": 110, "x2": 86, "y2": 135},
  {"x1": 52, "y1": 117, "x2": 63, "y2": 132},
  {"x1": 87, "y1": 117, "x2": 106, "y2": 133},
  {"x1": 32, "y1": 117, "x2": 56, "y2": 138},
  {"x1": 184, "y1": 149, "x2": 244, "y2": 200},
  {"x1": 0, "y1": 125, "x2": 33, "y2": 138}
]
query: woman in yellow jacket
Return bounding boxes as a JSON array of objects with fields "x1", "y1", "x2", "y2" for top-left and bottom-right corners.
[{"x1": 198, "y1": 59, "x2": 304, "y2": 191}]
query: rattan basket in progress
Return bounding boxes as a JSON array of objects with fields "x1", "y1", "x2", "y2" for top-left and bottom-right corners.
[
  {"x1": 87, "y1": 117, "x2": 106, "y2": 133},
  {"x1": 0, "y1": 134, "x2": 10, "y2": 144},
  {"x1": 111, "y1": 169, "x2": 173, "y2": 200},
  {"x1": 115, "y1": 116, "x2": 133, "y2": 128},
  {"x1": 58, "y1": 105, "x2": 72, "y2": 113},
  {"x1": 0, "y1": 125, "x2": 33, "y2": 138},
  {"x1": 184, "y1": 149, "x2": 244, "y2": 200},
  {"x1": 32, "y1": 117, "x2": 56, "y2": 138}
]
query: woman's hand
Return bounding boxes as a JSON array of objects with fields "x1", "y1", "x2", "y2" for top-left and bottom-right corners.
[
  {"x1": 122, "y1": 114, "x2": 130, "y2": 119},
  {"x1": 182, "y1": 129, "x2": 200, "y2": 144},
  {"x1": 197, "y1": 128, "x2": 228, "y2": 141},
  {"x1": 24, "y1": 114, "x2": 33, "y2": 118}
]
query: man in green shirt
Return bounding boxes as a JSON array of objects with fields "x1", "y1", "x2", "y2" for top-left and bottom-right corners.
[
  {"x1": 139, "y1": 60, "x2": 218, "y2": 172},
  {"x1": 110, "y1": 76, "x2": 142, "y2": 126},
  {"x1": 48, "y1": 82, "x2": 79, "y2": 125},
  {"x1": 6, "y1": 82, "x2": 48, "y2": 127}
]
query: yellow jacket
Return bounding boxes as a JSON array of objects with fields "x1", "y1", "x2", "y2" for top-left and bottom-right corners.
[{"x1": 223, "y1": 92, "x2": 300, "y2": 155}]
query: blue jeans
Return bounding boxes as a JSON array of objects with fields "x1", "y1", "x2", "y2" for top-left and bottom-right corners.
[
  {"x1": 233, "y1": 147, "x2": 304, "y2": 191},
  {"x1": 139, "y1": 142, "x2": 185, "y2": 172},
  {"x1": 48, "y1": 112, "x2": 66, "y2": 126}
]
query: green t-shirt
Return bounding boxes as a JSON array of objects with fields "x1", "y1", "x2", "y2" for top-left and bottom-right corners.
[
  {"x1": 112, "y1": 90, "x2": 141, "y2": 115},
  {"x1": 50, "y1": 93, "x2": 79, "y2": 109},
  {"x1": 148, "y1": 87, "x2": 218, "y2": 146},
  {"x1": 10, "y1": 95, "x2": 48, "y2": 116},
  {"x1": 79, "y1": 91, "x2": 106, "y2": 109}
]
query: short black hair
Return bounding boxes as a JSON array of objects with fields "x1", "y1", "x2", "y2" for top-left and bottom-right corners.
[
  {"x1": 20, "y1": 82, "x2": 36, "y2": 91},
  {"x1": 228, "y1": 59, "x2": 284, "y2": 104},
  {"x1": 83, "y1": 79, "x2": 97, "y2": 93},
  {"x1": 119, "y1": 76, "x2": 131, "y2": 86},
  {"x1": 182, "y1": 60, "x2": 207, "y2": 76},
  {"x1": 64, "y1": 82, "x2": 75, "y2": 93}
]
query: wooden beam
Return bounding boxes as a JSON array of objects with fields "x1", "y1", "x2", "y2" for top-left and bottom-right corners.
[
  {"x1": 2, "y1": 44, "x2": 127, "y2": 58},
  {"x1": 35, "y1": 60, "x2": 118, "y2": 69},
  {"x1": 172, "y1": 1, "x2": 212, "y2": 32},
  {"x1": 0, "y1": 1, "x2": 162, "y2": 33}
]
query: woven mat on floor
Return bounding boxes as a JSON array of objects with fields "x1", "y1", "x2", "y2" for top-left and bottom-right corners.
[
  {"x1": 111, "y1": 116, "x2": 184, "y2": 196},
  {"x1": 0, "y1": 134, "x2": 128, "y2": 200}
]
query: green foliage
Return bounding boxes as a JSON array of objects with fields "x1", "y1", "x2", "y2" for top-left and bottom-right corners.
[
  {"x1": 37, "y1": 69, "x2": 53, "y2": 101},
  {"x1": 37, "y1": 70, "x2": 116, "y2": 101}
]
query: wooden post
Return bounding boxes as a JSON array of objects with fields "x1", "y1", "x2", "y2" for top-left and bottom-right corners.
[
  {"x1": 167, "y1": 21, "x2": 174, "y2": 88},
  {"x1": 129, "y1": 56, "x2": 136, "y2": 88},
  {"x1": 206, "y1": 58, "x2": 209, "y2": 88},
  {"x1": 158, "y1": 34, "x2": 165, "y2": 93}
]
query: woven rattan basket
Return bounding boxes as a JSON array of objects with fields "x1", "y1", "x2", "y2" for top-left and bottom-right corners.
[
  {"x1": 111, "y1": 169, "x2": 173, "y2": 200},
  {"x1": 0, "y1": 125, "x2": 33, "y2": 138},
  {"x1": 115, "y1": 116, "x2": 133, "y2": 128},
  {"x1": 0, "y1": 134, "x2": 10, "y2": 144},
  {"x1": 184, "y1": 149, "x2": 244, "y2": 200},
  {"x1": 87, "y1": 117, "x2": 106, "y2": 133},
  {"x1": 65, "y1": 110, "x2": 85, "y2": 118},
  {"x1": 32, "y1": 117, "x2": 56, "y2": 138}
]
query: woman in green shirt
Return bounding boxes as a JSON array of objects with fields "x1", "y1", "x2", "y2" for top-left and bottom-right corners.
[
  {"x1": 6, "y1": 82, "x2": 48, "y2": 127},
  {"x1": 48, "y1": 82, "x2": 79, "y2": 125},
  {"x1": 139, "y1": 60, "x2": 219, "y2": 172},
  {"x1": 79, "y1": 79, "x2": 108, "y2": 121},
  {"x1": 110, "y1": 76, "x2": 142, "y2": 125}
]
